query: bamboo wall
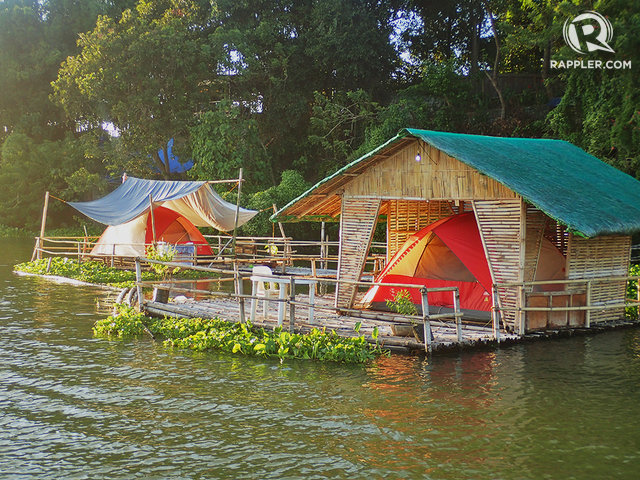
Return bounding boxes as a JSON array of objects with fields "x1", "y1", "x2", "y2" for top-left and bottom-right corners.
[
  {"x1": 343, "y1": 142, "x2": 518, "y2": 201},
  {"x1": 566, "y1": 233, "x2": 631, "y2": 323},
  {"x1": 474, "y1": 199, "x2": 523, "y2": 330},
  {"x1": 335, "y1": 197, "x2": 381, "y2": 309},
  {"x1": 385, "y1": 200, "x2": 453, "y2": 259}
]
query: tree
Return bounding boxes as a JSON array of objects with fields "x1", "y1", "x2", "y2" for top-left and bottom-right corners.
[
  {"x1": 546, "y1": 1, "x2": 640, "y2": 177},
  {"x1": 52, "y1": 1, "x2": 221, "y2": 178},
  {"x1": 189, "y1": 101, "x2": 272, "y2": 190},
  {"x1": 0, "y1": 132, "x2": 108, "y2": 229},
  {"x1": 208, "y1": 0, "x2": 400, "y2": 176}
]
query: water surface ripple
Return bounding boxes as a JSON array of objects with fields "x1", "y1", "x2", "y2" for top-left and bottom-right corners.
[{"x1": 1, "y1": 239, "x2": 639, "y2": 478}]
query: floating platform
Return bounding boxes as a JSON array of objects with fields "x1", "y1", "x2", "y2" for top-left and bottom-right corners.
[{"x1": 142, "y1": 293, "x2": 521, "y2": 354}]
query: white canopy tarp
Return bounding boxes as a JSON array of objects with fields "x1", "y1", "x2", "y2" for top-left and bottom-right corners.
[{"x1": 68, "y1": 176, "x2": 258, "y2": 230}]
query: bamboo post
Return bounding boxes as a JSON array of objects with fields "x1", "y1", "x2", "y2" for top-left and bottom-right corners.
[
  {"x1": 453, "y1": 288, "x2": 462, "y2": 343},
  {"x1": 33, "y1": 191, "x2": 50, "y2": 260},
  {"x1": 149, "y1": 194, "x2": 157, "y2": 247},
  {"x1": 420, "y1": 287, "x2": 432, "y2": 353},
  {"x1": 637, "y1": 279, "x2": 640, "y2": 322},
  {"x1": 320, "y1": 221, "x2": 326, "y2": 270},
  {"x1": 289, "y1": 276, "x2": 296, "y2": 333},
  {"x1": 586, "y1": 280, "x2": 592, "y2": 328},
  {"x1": 517, "y1": 285, "x2": 526, "y2": 334},
  {"x1": 492, "y1": 285, "x2": 501, "y2": 343},
  {"x1": 232, "y1": 168, "x2": 243, "y2": 258},
  {"x1": 135, "y1": 258, "x2": 143, "y2": 313},
  {"x1": 235, "y1": 263, "x2": 245, "y2": 323}
]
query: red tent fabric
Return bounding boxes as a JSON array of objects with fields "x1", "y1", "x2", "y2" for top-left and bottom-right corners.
[
  {"x1": 363, "y1": 212, "x2": 566, "y2": 314},
  {"x1": 145, "y1": 206, "x2": 213, "y2": 256}
]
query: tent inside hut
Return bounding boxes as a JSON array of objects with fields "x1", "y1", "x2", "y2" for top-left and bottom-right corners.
[
  {"x1": 361, "y1": 212, "x2": 566, "y2": 319},
  {"x1": 272, "y1": 128, "x2": 640, "y2": 333},
  {"x1": 68, "y1": 176, "x2": 258, "y2": 257}
]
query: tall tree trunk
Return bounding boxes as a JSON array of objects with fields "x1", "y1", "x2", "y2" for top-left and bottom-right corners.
[
  {"x1": 470, "y1": 14, "x2": 479, "y2": 76},
  {"x1": 541, "y1": 41, "x2": 554, "y2": 100},
  {"x1": 486, "y1": 9, "x2": 506, "y2": 120},
  {"x1": 151, "y1": 149, "x2": 170, "y2": 180}
]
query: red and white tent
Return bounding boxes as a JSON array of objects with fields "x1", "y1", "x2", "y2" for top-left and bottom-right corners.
[{"x1": 362, "y1": 213, "x2": 566, "y2": 315}]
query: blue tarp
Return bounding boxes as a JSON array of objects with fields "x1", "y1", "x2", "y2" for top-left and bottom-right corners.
[{"x1": 68, "y1": 177, "x2": 257, "y2": 230}]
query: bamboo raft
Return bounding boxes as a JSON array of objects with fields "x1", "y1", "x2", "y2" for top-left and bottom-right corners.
[{"x1": 141, "y1": 293, "x2": 521, "y2": 354}]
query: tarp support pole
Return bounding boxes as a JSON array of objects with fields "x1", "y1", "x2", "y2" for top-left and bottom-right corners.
[
  {"x1": 235, "y1": 262, "x2": 245, "y2": 323},
  {"x1": 135, "y1": 257, "x2": 143, "y2": 313},
  {"x1": 149, "y1": 194, "x2": 157, "y2": 247},
  {"x1": 33, "y1": 191, "x2": 50, "y2": 260},
  {"x1": 232, "y1": 168, "x2": 243, "y2": 258}
]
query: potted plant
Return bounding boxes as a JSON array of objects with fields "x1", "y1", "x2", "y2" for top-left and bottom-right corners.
[{"x1": 386, "y1": 289, "x2": 420, "y2": 337}]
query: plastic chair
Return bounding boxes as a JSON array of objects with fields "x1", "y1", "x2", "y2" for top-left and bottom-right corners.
[{"x1": 252, "y1": 265, "x2": 280, "y2": 319}]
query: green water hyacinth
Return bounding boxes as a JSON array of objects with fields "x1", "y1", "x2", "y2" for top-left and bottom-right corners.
[
  {"x1": 95, "y1": 305, "x2": 387, "y2": 363},
  {"x1": 14, "y1": 257, "x2": 210, "y2": 288},
  {"x1": 94, "y1": 305, "x2": 148, "y2": 338}
]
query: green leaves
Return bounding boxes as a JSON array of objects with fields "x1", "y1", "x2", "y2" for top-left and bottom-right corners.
[
  {"x1": 93, "y1": 309, "x2": 387, "y2": 363},
  {"x1": 13, "y1": 256, "x2": 208, "y2": 288}
]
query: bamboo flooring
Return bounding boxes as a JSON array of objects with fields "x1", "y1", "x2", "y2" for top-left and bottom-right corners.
[{"x1": 142, "y1": 293, "x2": 520, "y2": 353}]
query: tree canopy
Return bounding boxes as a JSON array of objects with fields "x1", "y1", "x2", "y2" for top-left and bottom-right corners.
[{"x1": 0, "y1": 0, "x2": 638, "y2": 233}]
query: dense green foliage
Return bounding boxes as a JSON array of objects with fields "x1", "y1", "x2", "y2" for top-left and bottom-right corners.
[
  {"x1": 14, "y1": 257, "x2": 208, "y2": 288},
  {"x1": 1, "y1": 0, "x2": 638, "y2": 233},
  {"x1": 94, "y1": 304, "x2": 388, "y2": 363}
]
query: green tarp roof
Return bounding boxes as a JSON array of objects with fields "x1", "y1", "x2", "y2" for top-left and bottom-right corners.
[{"x1": 272, "y1": 128, "x2": 640, "y2": 238}]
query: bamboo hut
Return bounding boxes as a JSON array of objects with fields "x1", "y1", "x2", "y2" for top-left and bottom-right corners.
[{"x1": 272, "y1": 128, "x2": 640, "y2": 334}]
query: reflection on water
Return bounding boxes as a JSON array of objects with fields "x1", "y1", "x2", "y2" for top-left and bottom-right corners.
[{"x1": 1, "y1": 238, "x2": 640, "y2": 478}]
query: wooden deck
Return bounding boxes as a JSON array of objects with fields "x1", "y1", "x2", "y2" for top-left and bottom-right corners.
[{"x1": 142, "y1": 293, "x2": 520, "y2": 354}]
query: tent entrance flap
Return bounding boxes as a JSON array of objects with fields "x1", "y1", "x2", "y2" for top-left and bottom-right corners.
[{"x1": 362, "y1": 212, "x2": 566, "y2": 314}]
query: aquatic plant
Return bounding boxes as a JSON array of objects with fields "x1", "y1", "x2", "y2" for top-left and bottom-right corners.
[
  {"x1": 14, "y1": 257, "x2": 210, "y2": 288},
  {"x1": 94, "y1": 305, "x2": 387, "y2": 363},
  {"x1": 93, "y1": 304, "x2": 148, "y2": 338},
  {"x1": 0, "y1": 224, "x2": 30, "y2": 237}
]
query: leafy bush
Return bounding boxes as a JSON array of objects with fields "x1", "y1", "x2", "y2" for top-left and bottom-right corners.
[
  {"x1": 0, "y1": 224, "x2": 30, "y2": 237},
  {"x1": 626, "y1": 264, "x2": 640, "y2": 318}
]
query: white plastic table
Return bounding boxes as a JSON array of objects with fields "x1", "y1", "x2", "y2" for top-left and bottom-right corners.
[{"x1": 250, "y1": 275, "x2": 317, "y2": 325}]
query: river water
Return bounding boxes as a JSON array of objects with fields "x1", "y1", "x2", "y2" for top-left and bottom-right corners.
[{"x1": 1, "y1": 238, "x2": 639, "y2": 479}]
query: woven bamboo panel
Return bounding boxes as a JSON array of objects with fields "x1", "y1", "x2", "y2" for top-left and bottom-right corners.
[
  {"x1": 523, "y1": 205, "x2": 548, "y2": 286},
  {"x1": 335, "y1": 197, "x2": 382, "y2": 309},
  {"x1": 343, "y1": 142, "x2": 518, "y2": 201},
  {"x1": 386, "y1": 200, "x2": 453, "y2": 259},
  {"x1": 567, "y1": 234, "x2": 631, "y2": 322},
  {"x1": 474, "y1": 199, "x2": 523, "y2": 327},
  {"x1": 544, "y1": 220, "x2": 569, "y2": 256}
]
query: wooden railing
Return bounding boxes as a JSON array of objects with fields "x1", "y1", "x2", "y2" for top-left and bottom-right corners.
[
  {"x1": 31, "y1": 235, "x2": 388, "y2": 277},
  {"x1": 134, "y1": 257, "x2": 467, "y2": 353},
  {"x1": 495, "y1": 276, "x2": 640, "y2": 334}
]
